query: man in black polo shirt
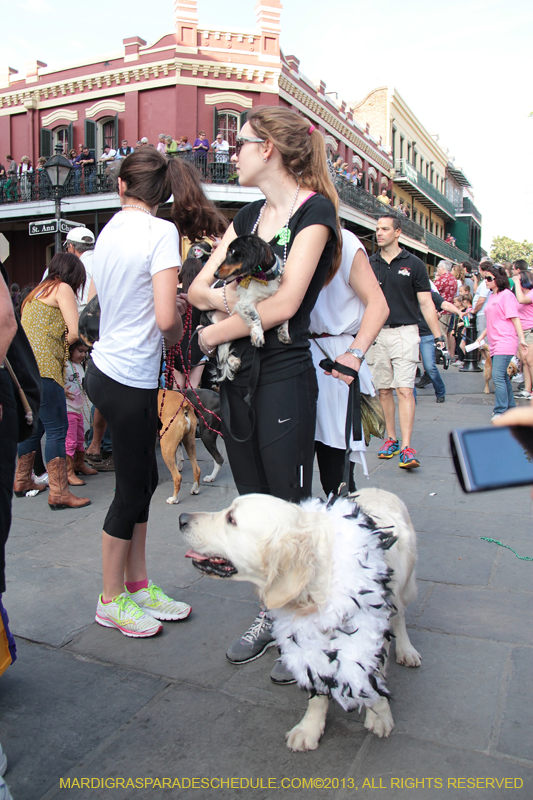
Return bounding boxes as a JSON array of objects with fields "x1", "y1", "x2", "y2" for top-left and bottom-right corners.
[{"x1": 368, "y1": 213, "x2": 444, "y2": 468}]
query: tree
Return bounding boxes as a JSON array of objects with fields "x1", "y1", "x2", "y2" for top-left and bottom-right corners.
[{"x1": 490, "y1": 236, "x2": 533, "y2": 265}]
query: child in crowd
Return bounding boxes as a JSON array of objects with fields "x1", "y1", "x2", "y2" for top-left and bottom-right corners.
[
  {"x1": 65, "y1": 341, "x2": 97, "y2": 485},
  {"x1": 457, "y1": 293, "x2": 473, "y2": 359}
]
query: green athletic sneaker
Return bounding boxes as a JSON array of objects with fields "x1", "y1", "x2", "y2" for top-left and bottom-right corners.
[
  {"x1": 126, "y1": 581, "x2": 191, "y2": 621},
  {"x1": 95, "y1": 593, "x2": 163, "y2": 637}
]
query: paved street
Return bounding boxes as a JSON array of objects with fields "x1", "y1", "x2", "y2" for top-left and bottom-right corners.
[{"x1": 2, "y1": 367, "x2": 532, "y2": 799}]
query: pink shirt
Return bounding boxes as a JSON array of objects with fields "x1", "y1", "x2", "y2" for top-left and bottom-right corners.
[
  {"x1": 485, "y1": 289, "x2": 520, "y2": 356},
  {"x1": 517, "y1": 289, "x2": 533, "y2": 331}
]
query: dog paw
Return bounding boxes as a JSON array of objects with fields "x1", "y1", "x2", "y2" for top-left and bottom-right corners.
[
  {"x1": 166, "y1": 496, "x2": 179, "y2": 505},
  {"x1": 250, "y1": 330, "x2": 265, "y2": 347},
  {"x1": 227, "y1": 355, "x2": 241, "y2": 371},
  {"x1": 364, "y1": 706, "x2": 394, "y2": 738},
  {"x1": 203, "y1": 475, "x2": 215, "y2": 483},
  {"x1": 285, "y1": 725, "x2": 321, "y2": 752},
  {"x1": 396, "y1": 646, "x2": 421, "y2": 667},
  {"x1": 190, "y1": 482, "x2": 200, "y2": 496}
]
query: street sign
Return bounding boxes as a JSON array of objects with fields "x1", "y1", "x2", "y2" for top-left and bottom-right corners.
[
  {"x1": 29, "y1": 219, "x2": 58, "y2": 236},
  {"x1": 59, "y1": 219, "x2": 86, "y2": 234},
  {"x1": 28, "y1": 219, "x2": 86, "y2": 236}
]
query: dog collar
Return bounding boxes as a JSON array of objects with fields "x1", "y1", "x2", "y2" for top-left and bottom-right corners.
[{"x1": 236, "y1": 254, "x2": 283, "y2": 287}]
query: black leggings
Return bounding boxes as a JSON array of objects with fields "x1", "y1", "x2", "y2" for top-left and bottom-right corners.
[
  {"x1": 220, "y1": 367, "x2": 318, "y2": 502},
  {"x1": 315, "y1": 441, "x2": 356, "y2": 498},
  {"x1": 85, "y1": 362, "x2": 159, "y2": 540}
]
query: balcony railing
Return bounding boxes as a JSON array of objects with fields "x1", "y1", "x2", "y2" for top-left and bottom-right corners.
[
  {"x1": 425, "y1": 231, "x2": 471, "y2": 263},
  {"x1": 394, "y1": 159, "x2": 456, "y2": 219},
  {"x1": 459, "y1": 197, "x2": 482, "y2": 223}
]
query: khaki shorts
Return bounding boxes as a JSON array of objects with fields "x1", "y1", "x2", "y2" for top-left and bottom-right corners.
[
  {"x1": 524, "y1": 328, "x2": 533, "y2": 346},
  {"x1": 366, "y1": 324, "x2": 420, "y2": 390}
]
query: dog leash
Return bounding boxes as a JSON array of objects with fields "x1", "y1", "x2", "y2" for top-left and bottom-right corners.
[{"x1": 318, "y1": 356, "x2": 362, "y2": 498}]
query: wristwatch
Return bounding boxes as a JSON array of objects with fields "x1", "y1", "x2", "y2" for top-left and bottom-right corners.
[{"x1": 345, "y1": 347, "x2": 365, "y2": 362}]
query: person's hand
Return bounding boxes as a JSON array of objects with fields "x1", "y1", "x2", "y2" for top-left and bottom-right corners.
[
  {"x1": 434, "y1": 335, "x2": 446, "y2": 350},
  {"x1": 64, "y1": 387, "x2": 74, "y2": 401},
  {"x1": 519, "y1": 341, "x2": 528, "y2": 355},
  {"x1": 176, "y1": 293, "x2": 188, "y2": 316},
  {"x1": 325, "y1": 351, "x2": 361, "y2": 385},
  {"x1": 197, "y1": 325, "x2": 217, "y2": 356}
]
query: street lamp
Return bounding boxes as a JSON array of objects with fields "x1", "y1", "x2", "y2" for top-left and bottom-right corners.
[{"x1": 44, "y1": 143, "x2": 73, "y2": 254}]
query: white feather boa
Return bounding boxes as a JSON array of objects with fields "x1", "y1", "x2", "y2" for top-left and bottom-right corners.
[{"x1": 271, "y1": 496, "x2": 395, "y2": 712}]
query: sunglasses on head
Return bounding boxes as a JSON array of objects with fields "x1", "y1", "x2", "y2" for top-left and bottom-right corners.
[{"x1": 234, "y1": 136, "x2": 266, "y2": 157}]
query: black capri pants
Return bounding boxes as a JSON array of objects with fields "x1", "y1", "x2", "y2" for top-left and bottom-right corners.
[
  {"x1": 85, "y1": 361, "x2": 159, "y2": 540},
  {"x1": 219, "y1": 366, "x2": 318, "y2": 502}
]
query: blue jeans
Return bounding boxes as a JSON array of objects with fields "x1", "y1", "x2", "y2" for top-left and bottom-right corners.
[
  {"x1": 492, "y1": 355, "x2": 516, "y2": 416},
  {"x1": 18, "y1": 377, "x2": 68, "y2": 462},
  {"x1": 419, "y1": 334, "x2": 446, "y2": 399}
]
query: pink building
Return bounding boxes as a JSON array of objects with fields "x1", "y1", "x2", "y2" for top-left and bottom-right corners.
[{"x1": 0, "y1": 0, "x2": 404, "y2": 286}]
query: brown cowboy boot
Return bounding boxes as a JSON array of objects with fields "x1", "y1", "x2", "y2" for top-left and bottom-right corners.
[
  {"x1": 66, "y1": 455, "x2": 85, "y2": 486},
  {"x1": 13, "y1": 452, "x2": 47, "y2": 497},
  {"x1": 47, "y1": 457, "x2": 91, "y2": 510},
  {"x1": 73, "y1": 450, "x2": 97, "y2": 476}
]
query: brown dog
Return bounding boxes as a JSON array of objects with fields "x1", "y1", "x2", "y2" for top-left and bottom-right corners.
[
  {"x1": 158, "y1": 389, "x2": 201, "y2": 505},
  {"x1": 481, "y1": 345, "x2": 518, "y2": 393}
]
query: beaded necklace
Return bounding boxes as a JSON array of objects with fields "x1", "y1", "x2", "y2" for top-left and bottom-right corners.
[
  {"x1": 121, "y1": 204, "x2": 153, "y2": 215},
  {"x1": 250, "y1": 183, "x2": 300, "y2": 282}
]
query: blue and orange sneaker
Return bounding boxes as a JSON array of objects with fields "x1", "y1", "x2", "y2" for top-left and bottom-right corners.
[
  {"x1": 399, "y1": 447, "x2": 420, "y2": 469},
  {"x1": 377, "y1": 438, "x2": 400, "y2": 459}
]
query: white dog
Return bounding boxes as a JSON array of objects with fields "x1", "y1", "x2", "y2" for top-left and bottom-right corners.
[{"x1": 179, "y1": 488, "x2": 421, "y2": 752}]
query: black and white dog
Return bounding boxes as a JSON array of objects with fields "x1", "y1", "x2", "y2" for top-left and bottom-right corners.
[{"x1": 210, "y1": 235, "x2": 290, "y2": 381}]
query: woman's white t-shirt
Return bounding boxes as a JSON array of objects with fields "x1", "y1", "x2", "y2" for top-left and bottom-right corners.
[{"x1": 92, "y1": 210, "x2": 181, "y2": 389}]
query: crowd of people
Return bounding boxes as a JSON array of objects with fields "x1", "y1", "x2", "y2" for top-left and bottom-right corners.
[{"x1": 1, "y1": 110, "x2": 532, "y2": 795}]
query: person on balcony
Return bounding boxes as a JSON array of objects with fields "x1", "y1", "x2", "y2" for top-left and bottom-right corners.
[
  {"x1": 18, "y1": 156, "x2": 33, "y2": 201},
  {"x1": 79, "y1": 145, "x2": 96, "y2": 192},
  {"x1": 5, "y1": 155, "x2": 17, "y2": 202},
  {"x1": 377, "y1": 187, "x2": 390, "y2": 205},
  {"x1": 395, "y1": 200, "x2": 407, "y2": 215},
  {"x1": 165, "y1": 135, "x2": 178, "y2": 157},
  {"x1": 99, "y1": 145, "x2": 116, "y2": 163},
  {"x1": 157, "y1": 134, "x2": 167, "y2": 155},
  {"x1": 176, "y1": 136, "x2": 193, "y2": 155},
  {"x1": 211, "y1": 133, "x2": 230, "y2": 183},
  {"x1": 192, "y1": 130, "x2": 209, "y2": 176},
  {"x1": 115, "y1": 140, "x2": 134, "y2": 159}
]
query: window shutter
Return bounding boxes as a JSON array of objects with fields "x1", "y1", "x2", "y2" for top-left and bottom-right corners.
[
  {"x1": 239, "y1": 111, "x2": 248, "y2": 129},
  {"x1": 84, "y1": 119, "x2": 96, "y2": 150},
  {"x1": 213, "y1": 107, "x2": 219, "y2": 141},
  {"x1": 40, "y1": 128, "x2": 52, "y2": 158},
  {"x1": 113, "y1": 113, "x2": 119, "y2": 151},
  {"x1": 68, "y1": 122, "x2": 73, "y2": 152}
]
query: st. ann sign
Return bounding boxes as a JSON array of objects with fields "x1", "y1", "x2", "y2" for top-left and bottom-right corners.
[{"x1": 29, "y1": 219, "x2": 86, "y2": 236}]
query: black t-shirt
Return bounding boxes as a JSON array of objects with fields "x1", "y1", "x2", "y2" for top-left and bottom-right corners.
[
  {"x1": 229, "y1": 193, "x2": 337, "y2": 386},
  {"x1": 418, "y1": 289, "x2": 445, "y2": 337},
  {"x1": 369, "y1": 248, "x2": 431, "y2": 326}
]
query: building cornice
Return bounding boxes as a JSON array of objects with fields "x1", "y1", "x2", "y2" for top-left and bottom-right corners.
[{"x1": 279, "y1": 74, "x2": 391, "y2": 172}]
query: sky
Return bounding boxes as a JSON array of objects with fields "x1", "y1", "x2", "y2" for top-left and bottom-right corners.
[{"x1": 4, "y1": 0, "x2": 533, "y2": 252}]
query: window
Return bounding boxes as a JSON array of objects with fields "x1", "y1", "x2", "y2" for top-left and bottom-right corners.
[
  {"x1": 420, "y1": 157, "x2": 424, "y2": 175},
  {"x1": 413, "y1": 150, "x2": 417, "y2": 170},
  {"x1": 215, "y1": 111, "x2": 240, "y2": 153},
  {"x1": 407, "y1": 143, "x2": 411, "y2": 163},
  {"x1": 400, "y1": 136, "x2": 404, "y2": 160},
  {"x1": 391, "y1": 128, "x2": 396, "y2": 161},
  {"x1": 54, "y1": 127, "x2": 70, "y2": 154}
]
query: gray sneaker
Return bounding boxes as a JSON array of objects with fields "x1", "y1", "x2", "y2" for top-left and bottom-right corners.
[
  {"x1": 270, "y1": 658, "x2": 297, "y2": 685},
  {"x1": 226, "y1": 610, "x2": 276, "y2": 664}
]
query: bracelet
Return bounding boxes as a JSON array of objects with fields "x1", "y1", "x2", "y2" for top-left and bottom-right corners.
[
  {"x1": 222, "y1": 283, "x2": 231, "y2": 316},
  {"x1": 197, "y1": 327, "x2": 217, "y2": 356}
]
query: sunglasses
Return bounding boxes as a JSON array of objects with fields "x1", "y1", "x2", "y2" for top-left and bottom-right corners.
[
  {"x1": 234, "y1": 136, "x2": 266, "y2": 157},
  {"x1": 485, "y1": 276, "x2": 494, "y2": 283}
]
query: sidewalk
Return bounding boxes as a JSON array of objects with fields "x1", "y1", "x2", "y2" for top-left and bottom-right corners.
[{"x1": 1, "y1": 367, "x2": 532, "y2": 799}]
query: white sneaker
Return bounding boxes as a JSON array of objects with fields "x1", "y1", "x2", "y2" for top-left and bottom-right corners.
[
  {"x1": 126, "y1": 581, "x2": 191, "y2": 621},
  {"x1": 512, "y1": 373, "x2": 524, "y2": 382},
  {"x1": 32, "y1": 471, "x2": 49, "y2": 485},
  {"x1": 95, "y1": 593, "x2": 163, "y2": 637},
  {"x1": 0, "y1": 776, "x2": 13, "y2": 800},
  {"x1": 515, "y1": 389, "x2": 533, "y2": 399}
]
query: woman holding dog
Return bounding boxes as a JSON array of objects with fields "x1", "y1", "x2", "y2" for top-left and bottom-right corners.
[
  {"x1": 475, "y1": 265, "x2": 528, "y2": 420},
  {"x1": 513, "y1": 271, "x2": 533, "y2": 400},
  {"x1": 189, "y1": 107, "x2": 341, "y2": 672},
  {"x1": 86, "y1": 148, "x2": 226, "y2": 638}
]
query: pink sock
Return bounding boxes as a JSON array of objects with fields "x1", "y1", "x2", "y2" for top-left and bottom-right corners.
[{"x1": 125, "y1": 579, "x2": 149, "y2": 594}]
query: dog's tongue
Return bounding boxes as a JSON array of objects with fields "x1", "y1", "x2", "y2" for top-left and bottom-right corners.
[{"x1": 185, "y1": 549, "x2": 209, "y2": 561}]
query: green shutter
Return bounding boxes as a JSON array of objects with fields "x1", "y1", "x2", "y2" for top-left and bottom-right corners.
[
  {"x1": 114, "y1": 113, "x2": 119, "y2": 151},
  {"x1": 239, "y1": 111, "x2": 248, "y2": 130},
  {"x1": 213, "y1": 107, "x2": 219, "y2": 141},
  {"x1": 68, "y1": 122, "x2": 73, "y2": 152},
  {"x1": 40, "y1": 128, "x2": 52, "y2": 158},
  {"x1": 84, "y1": 119, "x2": 96, "y2": 150}
]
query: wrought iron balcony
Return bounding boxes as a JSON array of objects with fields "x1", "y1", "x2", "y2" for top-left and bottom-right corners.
[
  {"x1": 459, "y1": 197, "x2": 482, "y2": 223},
  {"x1": 394, "y1": 159, "x2": 456, "y2": 220},
  {"x1": 424, "y1": 231, "x2": 471, "y2": 263}
]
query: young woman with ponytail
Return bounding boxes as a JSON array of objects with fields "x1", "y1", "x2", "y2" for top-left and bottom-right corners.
[
  {"x1": 85, "y1": 148, "x2": 226, "y2": 638},
  {"x1": 189, "y1": 107, "x2": 341, "y2": 671}
]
